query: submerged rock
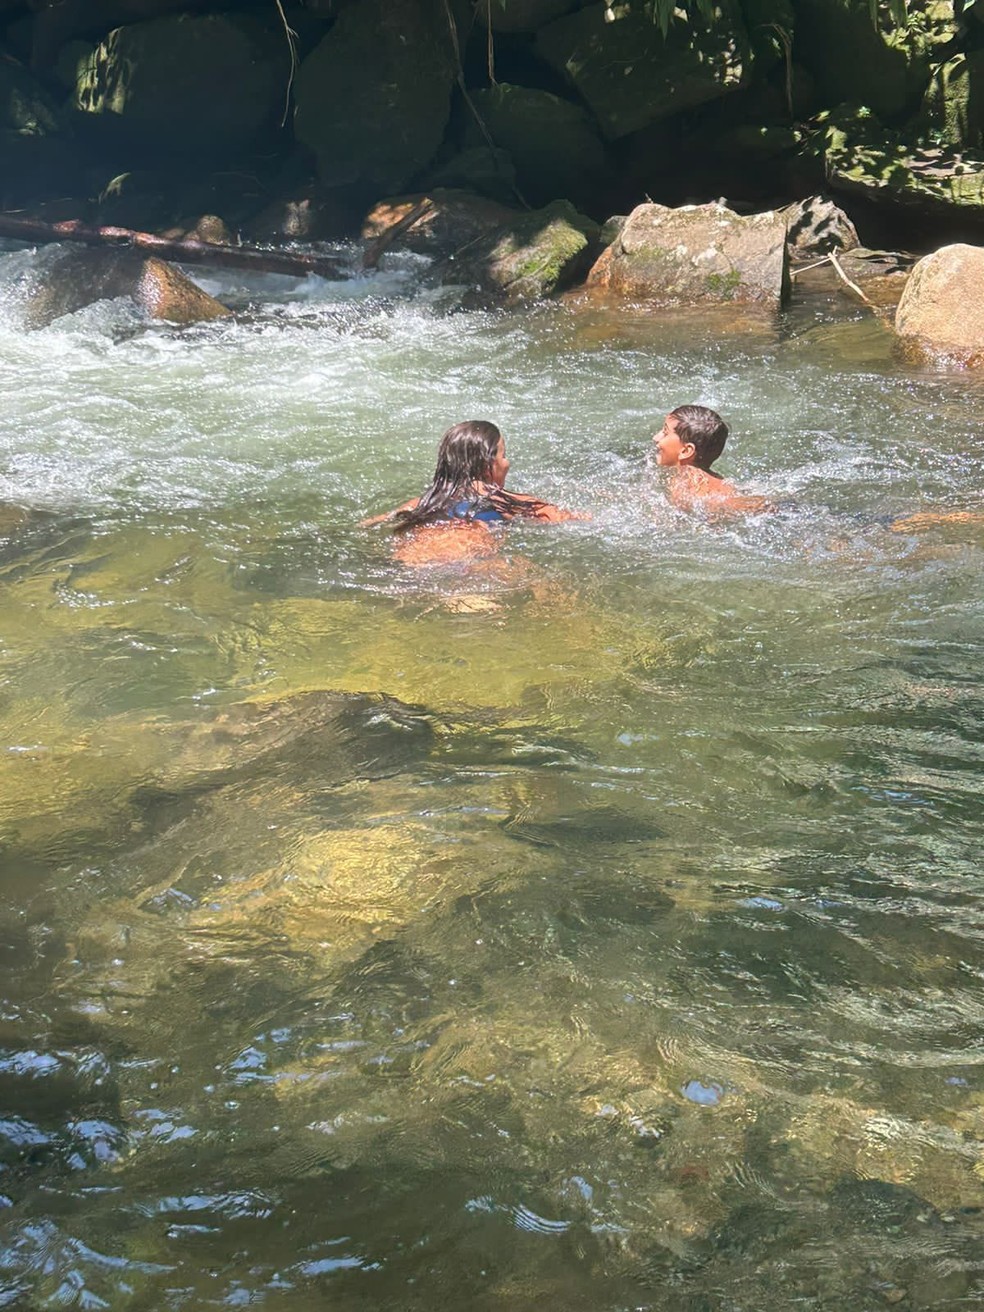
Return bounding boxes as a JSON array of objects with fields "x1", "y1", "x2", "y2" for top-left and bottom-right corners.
[
  {"x1": 894, "y1": 242, "x2": 984, "y2": 367},
  {"x1": 586, "y1": 201, "x2": 788, "y2": 307},
  {"x1": 22, "y1": 248, "x2": 231, "y2": 329},
  {"x1": 436, "y1": 198, "x2": 599, "y2": 304}
]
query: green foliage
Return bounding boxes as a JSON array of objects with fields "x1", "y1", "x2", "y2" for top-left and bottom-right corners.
[{"x1": 639, "y1": 0, "x2": 971, "y2": 35}]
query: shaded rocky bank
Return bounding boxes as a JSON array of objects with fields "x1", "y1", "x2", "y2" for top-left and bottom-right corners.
[{"x1": 3, "y1": 0, "x2": 984, "y2": 253}]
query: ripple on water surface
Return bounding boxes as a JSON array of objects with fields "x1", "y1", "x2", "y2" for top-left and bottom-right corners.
[{"x1": 1, "y1": 244, "x2": 983, "y2": 1309}]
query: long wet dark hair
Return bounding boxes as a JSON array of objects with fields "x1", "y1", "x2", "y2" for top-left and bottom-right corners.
[{"x1": 393, "y1": 420, "x2": 548, "y2": 531}]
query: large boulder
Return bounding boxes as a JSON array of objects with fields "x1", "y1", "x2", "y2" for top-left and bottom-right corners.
[
  {"x1": 479, "y1": 0, "x2": 579, "y2": 32},
  {"x1": 824, "y1": 110, "x2": 984, "y2": 223},
  {"x1": 422, "y1": 145, "x2": 519, "y2": 205},
  {"x1": 923, "y1": 52, "x2": 984, "y2": 150},
  {"x1": 22, "y1": 248, "x2": 232, "y2": 329},
  {"x1": 534, "y1": 2, "x2": 751, "y2": 140},
  {"x1": 72, "y1": 14, "x2": 291, "y2": 160},
  {"x1": 362, "y1": 189, "x2": 522, "y2": 258},
  {"x1": 894, "y1": 243, "x2": 984, "y2": 367},
  {"x1": 789, "y1": 0, "x2": 950, "y2": 120},
  {"x1": 436, "y1": 199, "x2": 599, "y2": 304},
  {"x1": 586, "y1": 201, "x2": 788, "y2": 306},
  {"x1": 465, "y1": 84, "x2": 608, "y2": 208},
  {"x1": 294, "y1": 0, "x2": 455, "y2": 193},
  {"x1": 0, "y1": 59, "x2": 65, "y2": 136}
]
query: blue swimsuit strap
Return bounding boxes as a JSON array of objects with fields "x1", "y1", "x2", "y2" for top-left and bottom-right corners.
[{"x1": 447, "y1": 498, "x2": 506, "y2": 524}]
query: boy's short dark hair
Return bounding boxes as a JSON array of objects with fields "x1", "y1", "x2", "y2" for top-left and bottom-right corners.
[{"x1": 670, "y1": 405, "x2": 728, "y2": 471}]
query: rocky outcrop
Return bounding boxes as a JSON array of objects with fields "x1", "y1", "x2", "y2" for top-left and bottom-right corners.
[
  {"x1": 923, "y1": 52, "x2": 984, "y2": 150},
  {"x1": 362, "y1": 190, "x2": 522, "y2": 259},
  {"x1": 464, "y1": 84, "x2": 608, "y2": 208},
  {"x1": 22, "y1": 248, "x2": 232, "y2": 329},
  {"x1": 436, "y1": 199, "x2": 599, "y2": 305},
  {"x1": 71, "y1": 14, "x2": 291, "y2": 160},
  {"x1": 824, "y1": 112, "x2": 984, "y2": 222},
  {"x1": 790, "y1": 0, "x2": 951, "y2": 119},
  {"x1": 294, "y1": 0, "x2": 455, "y2": 193},
  {"x1": 534, "y1": 1, "x2": 750, "y2": 140},
  {"x1": 894, "y1": 242, "x2": 984, "y2": 366},
  {"x1": 586, "y1": 201, "x2": 788, "y2": 306}
]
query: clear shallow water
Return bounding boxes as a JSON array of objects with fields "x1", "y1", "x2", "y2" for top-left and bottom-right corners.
[{"x1": 0, "y1": 242, "x2": 983, "y2": 1310}]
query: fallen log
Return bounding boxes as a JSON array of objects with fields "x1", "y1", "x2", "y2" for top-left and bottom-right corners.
[{"x1": 0, "y1": 214, "x2": 348, "y2": 280}]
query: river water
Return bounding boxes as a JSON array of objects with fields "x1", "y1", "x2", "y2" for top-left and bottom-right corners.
[{"x1": 1, "y1": 242, "x2": 982, "y2": 1310}]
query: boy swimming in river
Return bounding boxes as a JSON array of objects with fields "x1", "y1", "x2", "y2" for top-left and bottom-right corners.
[{"x1": 653, "y1": 405, "x2": 771, "y2": 517}]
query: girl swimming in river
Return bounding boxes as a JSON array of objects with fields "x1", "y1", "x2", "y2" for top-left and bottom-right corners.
[{"x1": 362, "y1": 420, "x2": 580, "y2": 565}]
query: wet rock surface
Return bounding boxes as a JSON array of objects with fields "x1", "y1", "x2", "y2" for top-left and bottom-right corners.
[
  {"x1": 436, "y1": 198, "x2": 599, "y2": 304},
  {"x1": 361, "y1": 189, "x2": 522, "y2": 259},
  {"x1": 895, "y1": 241, "x2": 984, "y2": 366},
  {"x1": 587, "y1": 200, "x2": 789, "y2": 306},
  {"x1": 20, "y1": 247, "x2": 231, "y2": 328}
]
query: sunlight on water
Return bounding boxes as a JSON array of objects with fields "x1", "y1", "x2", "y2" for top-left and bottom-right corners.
[{"x1": 1, "y1": 240, "x2": 983, "y2": 1309}]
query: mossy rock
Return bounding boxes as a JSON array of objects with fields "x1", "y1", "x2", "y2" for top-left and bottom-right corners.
[
  {"x1": 923, "y1": 52, "x2": 984, "y2": 150},
  {"x1": 72, "y1": 14, "x2": 291, "y2": 160},
  {"x1": 295, "y1": 0, "x2": 455, "y2": 193},
  {"x1": 437, "y1": 198, "x2": 599, "y2": 304},
  {"x1": 790, "y1": 0, "x2": 943, "y2": 119},
  {"x1": 585, "y1": 201, "x2": 789, "y2": 306},
  {"x1": 535, "y1": 1, "x2": 751, "y2": 140},
  {"x1": 824, "y1": 108, "x2": 984, "y2": 218},
  {"x1": 466, "y1": 84, "x2": 609, "y2": 208}
]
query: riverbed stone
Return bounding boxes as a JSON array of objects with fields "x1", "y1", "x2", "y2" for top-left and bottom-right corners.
[
  {"x1": 436, "y1": 198, "x2": 599, "y2": 304},
  {"x1": 294, "y1": 0, "x2": 455, "y2": 193},
  {"x1": 586, "y1": 201, "x2": 788, "y2": 306},
  {"x1": 72, "y1": 14, "x2": 291, "y2": 160},
  {"x1": 23, "y1": 248, "x2": 232, "y2": 329},
  {"x1": 465, "y1": 84, "x2": 609, "y2": 208},
  {"x1": 894, "y1": 243, "x2": 984, "y2": 367},
  {"x1": 534, "y1": 1, "x2": 751, "y2": 140}
]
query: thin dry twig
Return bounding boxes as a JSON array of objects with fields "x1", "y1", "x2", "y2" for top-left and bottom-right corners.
[{"x1": 828, "y1": 250, "x2": 876, "y2": 307}]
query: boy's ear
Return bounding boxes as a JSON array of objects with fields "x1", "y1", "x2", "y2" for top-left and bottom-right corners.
[{"x1": 679, "y1": 440, "x2": 697, "y2": 462}]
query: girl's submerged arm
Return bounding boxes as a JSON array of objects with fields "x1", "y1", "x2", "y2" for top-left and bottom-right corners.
[
  {"x1": 507, "y1": 492, "x2": 590, "y2": 522},
  {"x1": 359, "y1": 498, "x2": 420, "y2": 528}
]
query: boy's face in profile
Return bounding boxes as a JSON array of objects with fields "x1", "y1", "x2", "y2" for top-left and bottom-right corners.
[{"x1": 653, "y1": 413, "x2": 695, "y2": 467}]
